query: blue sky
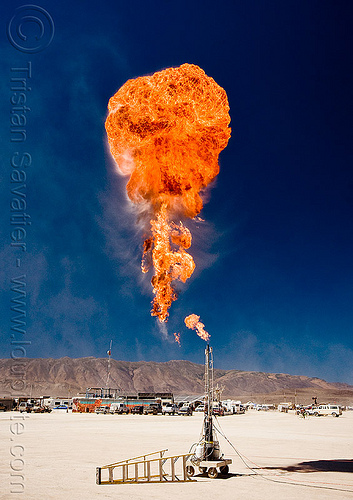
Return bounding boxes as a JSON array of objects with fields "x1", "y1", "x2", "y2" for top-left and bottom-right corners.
[{"x1": 2, "y1": 0, "x2": 353, "y2": 383}]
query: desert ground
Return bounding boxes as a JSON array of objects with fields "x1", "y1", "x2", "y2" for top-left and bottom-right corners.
[{"x1": 1, "y1": 409, "x2": 353, "y2": 500}]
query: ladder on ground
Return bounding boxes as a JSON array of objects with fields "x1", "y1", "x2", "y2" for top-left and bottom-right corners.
[{"x1": 96, "y1": 449, "x2": 195, "y2": 484}]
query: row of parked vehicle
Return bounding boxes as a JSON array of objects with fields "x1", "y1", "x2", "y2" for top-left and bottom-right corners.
[
  {"x1": 95, "y1": 401, "x2": 241, "y2": 416},
  {"x1": 18, "y1": 402, "x2": 52, "y2": 413},
  {"x1": 95, "y1": 402, "x2": 194, "y2": 415}
]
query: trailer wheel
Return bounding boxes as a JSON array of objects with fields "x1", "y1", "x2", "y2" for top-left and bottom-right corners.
[
  {"x1": 186, "y1": 465, "x2": 195, "y2": 477},
  {"x1": 220, "y1": 465, "x2": 229, "y2": 475},
  {"x1": 313, "y1": 412, "x2": 319, "y2": 417},
  {"x1": 199, "y1": 467, "x2": 207, "y2": 474},
  {"x1": 208, "y1": 467, "x2": 218, "y2": 479}
]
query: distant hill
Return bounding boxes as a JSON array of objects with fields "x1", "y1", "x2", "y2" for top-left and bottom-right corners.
[{"x1": 1, "y1": 357, "x2": 352, "y2": 405}]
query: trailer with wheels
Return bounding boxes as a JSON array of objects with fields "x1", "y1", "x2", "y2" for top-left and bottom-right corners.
[{"x1": 187, "y1": 458, "x2": 232, "y2": 478}]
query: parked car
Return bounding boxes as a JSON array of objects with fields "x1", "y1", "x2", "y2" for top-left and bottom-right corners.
[
  {"x1": 33, "y1": 405, "x2": 51, "y2": 413},
  {"x1": 195, "y1": 405, "x2": 205, "y2": 413},
  {"x1": 305, "y1": 406, "x2": 317, "y2": 415},
  {"x1": 178, "y1": 405, "x2": 192, "y2": 416},
  {"x1": 162, "y1": 404, "x2": 177, "y2": 415},
  {"x1": 95, "y1": 405, "x2": 110, "y2": 414},
  {"x1": 19, "y1": 402, "x2": 33, "y2": 413},
  {"x1": 131, "y1": 405, "x2": 144, "y2": 415},
  {"x1": 144, "y1": 404, "x2": 159, "y2": 415},
  {"x1": 115, "y1": 405, "x2": 129, "y2": 414}
]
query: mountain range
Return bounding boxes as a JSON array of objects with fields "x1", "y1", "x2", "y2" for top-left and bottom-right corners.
[{"x1": 1, "y1": 357, "x2": 352, "y2": 404}]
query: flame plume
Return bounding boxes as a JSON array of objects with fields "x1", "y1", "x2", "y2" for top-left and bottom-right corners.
[
  {"x1": 173, "y1": 332, "x2": 181, "y2": 346},
  {"x1": 106, "y1": 63, "x2": 231, "y2": 322},
  {"x1": 185, "y1": 314, "x2": 210, "y2": 342}
]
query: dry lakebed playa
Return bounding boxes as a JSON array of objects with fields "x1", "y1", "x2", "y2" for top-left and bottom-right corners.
[{"x1": 1, "y1": 409, "x2": 353, "y2": 499}]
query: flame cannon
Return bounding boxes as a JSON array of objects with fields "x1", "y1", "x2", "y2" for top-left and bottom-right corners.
[{"x1": 187, "y1": 345, "x2": 232, "y2": 479}]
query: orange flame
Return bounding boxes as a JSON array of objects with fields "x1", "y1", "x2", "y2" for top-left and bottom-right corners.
[
  {"x1": 184, "y1": 314, "x2": 210, "y2": 342},
  {"x1": 106, "y1": 63, "x2": 230, "y2": 322},
  {"x1": 173, "y1": 332, "x2": 181, "y2": 346}
]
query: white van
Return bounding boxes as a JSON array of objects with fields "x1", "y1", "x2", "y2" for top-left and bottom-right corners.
[{"x1": 314, "y1": 405, "x2": 342, "y2": 417}]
